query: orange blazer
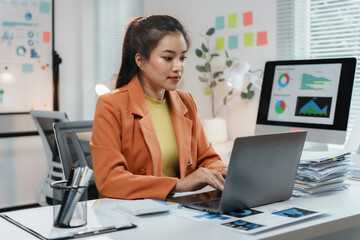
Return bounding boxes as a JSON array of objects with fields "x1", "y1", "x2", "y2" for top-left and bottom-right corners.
[{"x1": 90, "y1": 75, "x2": 227, "y2": 200}]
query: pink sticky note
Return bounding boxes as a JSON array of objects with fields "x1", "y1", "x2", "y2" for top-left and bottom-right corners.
[
  {"x1": 243, "y1": 11, "x2": 253, "y2": 26},
  {"x1": 257, "y1": 31, "x2": 268, "y2": 46},
  {"x1": 43, "y1": 31, "x2": 50, "y2": 43}
]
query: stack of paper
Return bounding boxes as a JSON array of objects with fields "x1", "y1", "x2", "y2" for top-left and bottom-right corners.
[{"x1": 293, "y1": 150, "x2": 351, "y2": 198}]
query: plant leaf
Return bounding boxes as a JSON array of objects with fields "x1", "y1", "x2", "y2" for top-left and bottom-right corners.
[
  {"x1": 247, "y1": 83, "x2": 253, "y2": 90},
  {"x1": 203, "y1": 87, "x2": 212, "y2": 95},
  {"x1": 206, "y1": 28, "x2": 215, "y2": 36},
  {"x1": 228, "y1": 89, "x2": 234, "y2": 95},
  {"x1": 196, "y1": 65, "x2": 204, "y2": 72},
  {"x1": 198, "y1": 76, "x2": 208, "y2": 82},
  {"x1": 218, "y1": 78, "x2": 225, "y2": 82},
  {"x1": 226, "y1": 60, "x2": 233, "y2": 67},
  {"x1": 240, "y1": 92, "x2": 247, "y2": 99},
  {"x1": 211, "y1": 53, "x2": 220, "y2": 59},
  {"x1": 210, "y1": 81, "x2": 217, "y2": 88},
  {"x1": 204, "y1": 62, "x2": 211, "y2": 72},
  {"x1": 223, "y1": 96, "x2": 227, "y2": 105},
  {"x1": 213, "y1": 71, "x2": 223, "y2": 79},
  {"x1": 195, "y1": 49, "x2": 203, "y2": 58},
  {"x1": 201, "y1": 43, "x2": 208, "y2": 53},
  {"x1": 225, "y1": 50, "x2": 229, "y2": 58},
  {"x1": 247, "y1": 90, "x2": 255, "y2": 99}
]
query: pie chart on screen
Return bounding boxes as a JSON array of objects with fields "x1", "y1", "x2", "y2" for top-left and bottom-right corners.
[
  {"x1": 278, "y1": 73, "x2": 290, "y2": 87},
  {"x1": 275, "y1": 100, "x2": 286, "y2": 114}
]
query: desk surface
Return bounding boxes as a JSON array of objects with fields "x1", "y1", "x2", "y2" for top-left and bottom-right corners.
[{"x1": 2, "y1": 180, "x2": 360, "y2": 240}]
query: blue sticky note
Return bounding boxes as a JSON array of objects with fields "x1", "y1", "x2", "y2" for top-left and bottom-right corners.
[
  {"x1": 39, "y1": 1, "x2": 50, "y2": 14},
  {"x1": 22, "y1": 64, "x2": 33, "y2": 73},
  {"x1": 215, "y1": 16, "x2": 225, "y2": 30},
  {"x1": 228, "y1": 35, "x2": 238, "y2": 49}
]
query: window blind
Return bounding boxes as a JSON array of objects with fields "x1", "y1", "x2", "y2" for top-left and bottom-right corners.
[
  {"x1": 94, "y1": 0, "x2": 143, "y2": 85},
  {"x1": 277, "y1": 0, "x2": 360, "y2": 142},
  {"x1": 309, "y1": 0, "x2": 360, "y2": 137}
]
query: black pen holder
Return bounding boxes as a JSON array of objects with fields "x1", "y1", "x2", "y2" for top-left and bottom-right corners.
[{"x1": 51, "y1": 180, "x2": 87, "y2": 228}]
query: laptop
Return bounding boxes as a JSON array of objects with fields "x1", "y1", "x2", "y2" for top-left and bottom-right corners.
[{"x1": 168, "y1": 131, "x2": 307, "y2": 214}]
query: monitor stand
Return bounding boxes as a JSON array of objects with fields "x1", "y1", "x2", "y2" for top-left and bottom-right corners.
[{"x1": 303, "y1": 141, "x2": 329, "y2": 152}]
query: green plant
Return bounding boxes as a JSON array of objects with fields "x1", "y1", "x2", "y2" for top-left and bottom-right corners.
[{"x1": 195, "y1": 28, "x2": 254, "y2": 118}]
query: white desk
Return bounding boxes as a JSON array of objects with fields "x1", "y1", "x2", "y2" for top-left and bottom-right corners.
[{"x1": 2, "y1": 180, "x2": 360, "y2": 240}]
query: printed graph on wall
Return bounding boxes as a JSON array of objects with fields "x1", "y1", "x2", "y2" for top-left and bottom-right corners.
[{"x1": 0, "y1": 0, "x2": 53, "y2": 113}]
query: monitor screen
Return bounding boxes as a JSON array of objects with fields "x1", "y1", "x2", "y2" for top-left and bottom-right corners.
[{"x1": 255, "y1": 58, "x2": 356, "y2": 145}]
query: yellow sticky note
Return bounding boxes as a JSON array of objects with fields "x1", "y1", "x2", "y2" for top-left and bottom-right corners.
[
  {"x1": 228, "y1": 13, "x2": 237, "y2": 28},
  {"x1": 244, "y1": 32, "x2": 254, "y2": 46},
  {"x1": 216, "y1": 37, "x2": 225, "y2": 50}
]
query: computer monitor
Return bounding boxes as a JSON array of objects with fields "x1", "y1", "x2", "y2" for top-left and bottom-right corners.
[{"x1": 255, "y1": 58, "x2": 356, "y2": 150}]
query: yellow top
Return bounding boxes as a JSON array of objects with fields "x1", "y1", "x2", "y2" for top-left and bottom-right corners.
[{"x1": 145, "y1": 95, "x2": 179, "y2": 177}]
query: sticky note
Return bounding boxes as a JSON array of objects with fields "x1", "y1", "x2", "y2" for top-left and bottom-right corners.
[
  {"x1": 22, "y1": 64, "x2": 33, "y2": 73},
  {"x1": 215, "y1": 16, "x2": 225, "y2": 30},
  {"x1": 228, "y1": 35, "x2": 238, "y2": 49},
  {"x1": 39, "y1": 1, "x2": 51, "y2": 14},
  {"x1": 228, "y1": 13, "x2": 237, "y2": 28},
  {"x1": 216, "y1": 37, "x2": 225, "y2": 50},
  {"x1": 244, "y1": 33, "x2": 254, "y2": 47},
  {"x1": 43, "y1": 31, "x2": 50, "y2": 43},
  {"x1": 257, "y1": 31, "x2": 268, "y2": 46},
  {"x1": 243, "y1": 11, "x2": 253, "y2": 26}
]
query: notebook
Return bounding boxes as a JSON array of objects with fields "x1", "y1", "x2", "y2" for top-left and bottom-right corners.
[{"x1": 168, "y1": 131, "x2": 307, "y2": 214}]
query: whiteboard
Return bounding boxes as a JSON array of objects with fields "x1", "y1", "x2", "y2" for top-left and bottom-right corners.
[{"x1": 0, "y1": 0, "x2": 53, "y2": 114}]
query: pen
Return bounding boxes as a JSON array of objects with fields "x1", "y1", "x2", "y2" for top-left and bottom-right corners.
[{"x1": 73, "y1": 225, "x2": 117, "y2": 238}]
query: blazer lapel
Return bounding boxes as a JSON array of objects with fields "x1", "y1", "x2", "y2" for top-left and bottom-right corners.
[
  {"x1": 128, "y1": 76, "x2": 162, "y2": 176},
  {"x1": 168, "y1": 91, "x2": 193, "y2": 178}
]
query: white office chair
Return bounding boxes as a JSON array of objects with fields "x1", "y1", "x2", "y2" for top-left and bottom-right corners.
[{"x1": 30, "y1": 110, "x2": 68, "y2": 206}]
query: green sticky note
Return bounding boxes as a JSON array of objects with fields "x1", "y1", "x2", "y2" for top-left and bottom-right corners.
[
  {"x1": 244, "y1": 32, "x2": 254, "y2": 46},
  {"x1": 228, "y1": 13, "x2": 237, "y2": 28},
  {"x1": 228, "y1": 35, "x2": 238, "y2": 49},
  {"x1": 216, "y1": 37, "x2": 225, "y2": 50},
  {"x1": 39, "y1": 1, "x2": 51, "y2": 14},
  {"x1": 22, "y1": 64, "x2": 33, "y2": 73}
]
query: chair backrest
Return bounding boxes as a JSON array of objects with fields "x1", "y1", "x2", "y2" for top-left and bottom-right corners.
[
  {"x1": 30, "y1": 110, "x2": 69, "y2": 205},
  {"x1": 53, "y1": 120, "x2": 98, "y2": 199}
]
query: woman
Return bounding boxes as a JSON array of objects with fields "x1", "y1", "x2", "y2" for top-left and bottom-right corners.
[{"x1": 90, "y1": 15, "x2": 227, "y2": 200}]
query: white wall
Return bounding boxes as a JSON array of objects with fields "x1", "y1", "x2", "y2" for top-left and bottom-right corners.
[{"x1": 144, "y1": 0, "x2": 277, "y2": 139}]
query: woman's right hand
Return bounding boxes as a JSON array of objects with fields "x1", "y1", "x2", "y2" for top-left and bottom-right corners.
[{"x1": 172, "y1": 167, "x2": 226, "y2": 193}]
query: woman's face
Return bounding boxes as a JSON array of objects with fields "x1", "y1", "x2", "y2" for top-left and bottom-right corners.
[{"x1": 137, "y1": 32, "x2": 188, "y2": 100}]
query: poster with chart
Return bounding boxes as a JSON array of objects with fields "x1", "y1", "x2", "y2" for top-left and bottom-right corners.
[{"x1": 0, "y1": 0, "x2": 53, "y2": 113}]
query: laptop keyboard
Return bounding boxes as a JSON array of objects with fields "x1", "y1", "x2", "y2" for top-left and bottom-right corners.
[{"x1": 191, "y1": 198, "x2": 221, "y2": 209}]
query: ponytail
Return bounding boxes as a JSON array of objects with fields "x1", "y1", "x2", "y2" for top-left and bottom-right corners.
[{"x1": 115, "y1": 17, "x2": 142, "y2": 88}]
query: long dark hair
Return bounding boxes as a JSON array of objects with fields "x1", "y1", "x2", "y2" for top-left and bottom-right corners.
[{"x1": 115, "y1": 15, "x2": 190, "y2": 89}]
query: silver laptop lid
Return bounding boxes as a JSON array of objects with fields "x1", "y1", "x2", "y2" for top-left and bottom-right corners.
[{"x1": 220, "y1": 131, "x2": 307, "y2": 213}]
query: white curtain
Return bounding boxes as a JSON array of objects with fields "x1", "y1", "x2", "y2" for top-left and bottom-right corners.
[{"x1": 94, "y1": 0, "x2": 144, "y2": 85}]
